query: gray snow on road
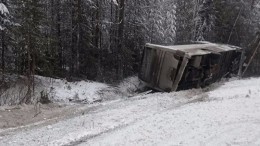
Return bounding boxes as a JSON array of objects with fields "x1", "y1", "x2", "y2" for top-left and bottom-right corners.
[{"x1": 0, "y1": 77, "x2": 260, "y2": 146}]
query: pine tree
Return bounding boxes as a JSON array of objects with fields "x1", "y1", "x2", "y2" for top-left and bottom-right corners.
[
  {"x1": 12, "y1": 0, "x2": 44, "y2": 103},
  {"x1": 0, "y1": 0, "x2": 13, "y2": 82},
  {"x1": 193, "y1": 0, "x2": 215, "y2": 41},
  {"x1": 175, "y1": 1, "x2": 194, "y2": 43}
]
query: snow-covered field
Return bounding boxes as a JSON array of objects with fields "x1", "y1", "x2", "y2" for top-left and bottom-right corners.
[{"x1": 0, "y1": 77, "x2": 260, "y2": 146}]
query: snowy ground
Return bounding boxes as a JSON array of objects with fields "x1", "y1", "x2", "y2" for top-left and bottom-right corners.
[
  {"x1": 0, "y1": 77, "x2": 260, "y2": 146},
  {"x1": 0, "y1": 75, "x2": 140, "y2": 105}
]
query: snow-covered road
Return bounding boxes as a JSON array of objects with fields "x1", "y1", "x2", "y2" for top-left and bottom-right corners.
[{"x1": 1, "y1": 78, "x2": 260, "y2": 146}]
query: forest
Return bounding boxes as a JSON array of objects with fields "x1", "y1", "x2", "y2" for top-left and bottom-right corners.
[
  {"x1": 1, "y1": 0, "x2": 260, "y2": 144},
  {"x1": 0, "y1": 0, "x2": 260, "y2": 83}
]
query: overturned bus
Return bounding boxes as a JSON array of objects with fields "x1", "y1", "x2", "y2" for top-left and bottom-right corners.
[{"x1": 139, "y1": 43, "x2": 244, "y2": 92}]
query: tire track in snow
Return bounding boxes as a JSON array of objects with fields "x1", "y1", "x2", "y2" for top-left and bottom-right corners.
[{"x1": 65, "y1": 93, "x2": 207, "y2": 146}]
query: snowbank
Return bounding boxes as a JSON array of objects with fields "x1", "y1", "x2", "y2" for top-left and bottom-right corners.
[
  {"x1": 36, "y1": 76, "x2": 118, "y2": 103},
  {"x1": 0, "y1": 75, "x2": 143, "y2": 105},
  {"x1": 0, "y1": 75, "x2": 122, "y2": 105}
]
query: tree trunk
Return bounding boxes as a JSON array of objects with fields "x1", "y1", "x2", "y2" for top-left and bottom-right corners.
[
  {"x1": 117, "y1": 0, "x2": 125, "y2": 79},
  {"x1": 1, "y1": 30, "x2": 5, "y2": 82},
  {"x1": 56, "y1": 0, "x2": 63, "y2": 75},
  {"x1": 70, "y1": 0, "x2": 76, "y2": 77},
  {"x1": 95, "y1": 0, "x2": 100, "y2": 49}
]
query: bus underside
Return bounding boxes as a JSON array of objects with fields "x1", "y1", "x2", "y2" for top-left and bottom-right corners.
[{"x1": 139, "y1": 46, "x2": 243, "y2": 92}]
